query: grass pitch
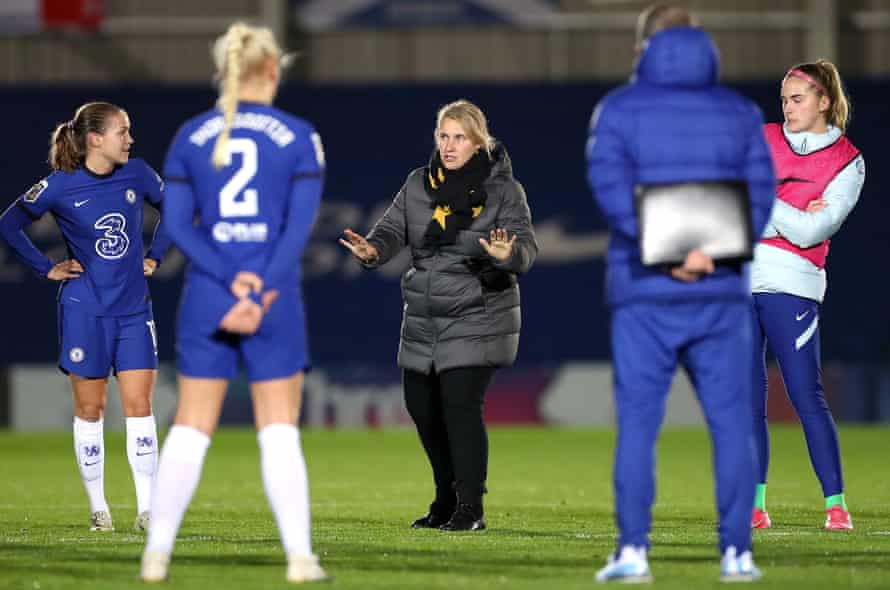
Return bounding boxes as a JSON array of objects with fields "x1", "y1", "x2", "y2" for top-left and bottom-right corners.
[{"x1": 1, "y1": 426, "x2": 888, "y2": 589}]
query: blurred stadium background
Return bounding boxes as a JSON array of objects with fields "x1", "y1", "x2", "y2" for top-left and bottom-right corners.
[{"x1": 2, "y1": 0, "x2": 890, "y2": 431}]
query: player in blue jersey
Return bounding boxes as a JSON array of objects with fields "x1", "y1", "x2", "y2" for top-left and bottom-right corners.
[
  {"x1": 140, "y1": 22, "x2": 328, "y2": 584},
  {"x1": 0, "y1": 101, "x2": 169, "y2": 533}
]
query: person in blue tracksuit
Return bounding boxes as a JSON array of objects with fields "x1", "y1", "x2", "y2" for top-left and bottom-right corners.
[
  {"x1": 750, "y1": 60, "x2": 864, "y2": 532},
  {"x1": 0, "y1": 102, "x2": 169, "y2": 533},
  {"x1": 140, "y1": 22, "x2": 328, "y2": 584},
  {"x1": 585, "y1": 5, "x2": 775, "y2": 583}
]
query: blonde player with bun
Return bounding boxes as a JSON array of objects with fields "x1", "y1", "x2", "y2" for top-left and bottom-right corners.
[{"x1": 140, "y1": 22, "x2": 328, "y2": 583}]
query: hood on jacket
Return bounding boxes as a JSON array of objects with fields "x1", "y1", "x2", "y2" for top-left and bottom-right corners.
[
  {"x1": 635, "y1": 26, "x2": 719, "y2": 88},
  {"x1": 487, "y1": 142, "x2": 514, "y2": 181}
]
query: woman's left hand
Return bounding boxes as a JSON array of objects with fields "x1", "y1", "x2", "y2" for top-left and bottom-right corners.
[
  {"x1": 807, "y1": 198, "x2": 827, "y2": 212},
  {"x1": 143, "y1": 258, "x2": 158, "y2": 276},
  {"x1": 480, "y1": 228, "x2": 516, "y2": 261}
]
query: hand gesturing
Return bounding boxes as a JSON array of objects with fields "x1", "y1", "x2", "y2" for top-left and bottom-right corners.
[
  {"x1": 479, "y1": 228, "x2": 516, "y2": 261},
  {"x1": 339, "y1": 229, "x2": 379, "y2": 262}
]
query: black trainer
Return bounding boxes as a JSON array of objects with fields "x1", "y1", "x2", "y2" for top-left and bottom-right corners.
[
  {"x1": 439, "y1": 503, "x2": 485, "y2": 531},
  {"x1": 411, "y1": 502, "x2": 454, "y2": 529}
]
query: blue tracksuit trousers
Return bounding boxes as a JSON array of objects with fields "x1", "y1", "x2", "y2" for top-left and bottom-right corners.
[
  {"x1": 751, "y1": 292, "x2": 844, "y2": 497},
  {"x1": 611, "y1": 300, "x2": 756, "y2": 553}
]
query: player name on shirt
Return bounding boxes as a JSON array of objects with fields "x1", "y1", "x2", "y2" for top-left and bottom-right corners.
[{"x1": 188, "y1": 113, "x2": 296, "y2": 148}]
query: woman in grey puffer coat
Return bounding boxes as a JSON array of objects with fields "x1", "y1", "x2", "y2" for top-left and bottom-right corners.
[{"x1": 340, "y1": 99, "x2": 537, "y2": 531}]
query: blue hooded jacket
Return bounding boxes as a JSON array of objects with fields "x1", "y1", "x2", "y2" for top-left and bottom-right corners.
[{"x1": 586, "y1": 26, "x2": 775, "y2": 307}]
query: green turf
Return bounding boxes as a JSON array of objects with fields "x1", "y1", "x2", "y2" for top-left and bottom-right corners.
[{"x1": 1, "y1": 426, "x2": 888, "y2": 589}]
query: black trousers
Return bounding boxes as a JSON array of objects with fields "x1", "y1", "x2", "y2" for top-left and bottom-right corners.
[{"x1": 403, "y1": 366, "x2": 495, "y2": 507}]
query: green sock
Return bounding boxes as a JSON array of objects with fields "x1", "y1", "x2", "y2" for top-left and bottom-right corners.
[
  {"x1": 754, "y1": 484, "x2": 767, "y2": 510},
  {"x1": 825, "y1": 493, "x2": 847, "y2": 511}
]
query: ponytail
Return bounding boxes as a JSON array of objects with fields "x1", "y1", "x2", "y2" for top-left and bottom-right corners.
[
  {"x1": 210, "y1": 21, "x2": 286, "y2": 169},
  {"x1": 817, "y1": 60, "x2": 850, "y2": 133},
  {"x1": 49, "y1": 120, "x2": 83, "y2": 172},
  {"x1": 212, "y1": 23, "x2": 250, "y2": 169}
]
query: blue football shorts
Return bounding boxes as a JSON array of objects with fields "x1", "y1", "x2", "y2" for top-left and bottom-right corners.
[
  {"x1": 176, "y1": 285, "x2": 310, "y2": 382},
  {"x1": 58, "y1": 304, "x2": 159, "y2": 378}
]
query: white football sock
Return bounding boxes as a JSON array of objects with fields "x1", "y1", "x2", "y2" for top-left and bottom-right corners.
[
  {"x1": 74, "y1": 416, "x2": 109, "y2": 514},
  {"x1": 126, "y1": 415, "x2": 159, "y2": 514},
  {"x1": 258, "y1": 424, "x2": 312, "y2": 556},
  {"x1": 145, "y1": 425, "x2": 210, "y2": 554}
]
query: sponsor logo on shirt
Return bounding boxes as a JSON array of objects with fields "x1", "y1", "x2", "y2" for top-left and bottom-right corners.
[
  {"x1": 212, "y1": 221, "x2": 269, "y2": 243},
  {"x1": 94, "y1": 212, "x2": 131, "y2": 260},
  {"x1": 125, "y1": 189, "x2": 136, "y2": 204}
]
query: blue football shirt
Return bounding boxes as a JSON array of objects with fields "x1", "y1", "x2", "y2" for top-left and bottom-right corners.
[
  {"x1": 163, "y1": 102, "x2": 325, "y2": 292},
  {"x1": 16, "y1": 158, "x2": 167, "y2": 315}
]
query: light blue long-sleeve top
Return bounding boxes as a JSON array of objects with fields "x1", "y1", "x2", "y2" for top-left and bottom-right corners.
[{"x1": 751, "y1": 124, "x2": 865, "y2": 303}]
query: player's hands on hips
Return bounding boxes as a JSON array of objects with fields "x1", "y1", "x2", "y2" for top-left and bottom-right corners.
[
  {"x1": 143, "y1": 258, "x2": 158, "y2": 276},
  {"x1": 479, "y1": 228, "x2": 516, "y2": 261},
  {"x1": 47, "y1": 259, "x2": 83, "y2": 281},
  {"x1": 339, "y1": 229, "x2": 379, "y2": 262},
  {"x1": 219, "y1": 298, "x2": 264, "y2": 335},
  {"x1": 669, "y1": 249, "x2": 715, "y2": 282},
  {"x1": 231, "y1": 271, "x2": 263, "y2": 299},
  {"x1": 807, "y1": 198, "x2": 827, "y2": 212}
]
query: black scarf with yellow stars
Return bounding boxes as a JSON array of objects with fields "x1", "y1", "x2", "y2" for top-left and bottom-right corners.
[{"x1": 422, "y1": 148, "x2": 492, "y2": 247}]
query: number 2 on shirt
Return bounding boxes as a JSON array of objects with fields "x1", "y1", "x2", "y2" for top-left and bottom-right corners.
[{"x1": 219, "y1": 138, "x2": 259, "y2": 218}]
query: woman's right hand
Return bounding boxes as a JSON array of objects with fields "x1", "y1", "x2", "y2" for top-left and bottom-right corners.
[
  {"x1": 47, "y1": 259, "x2": 83, "y2": 281},
  {"x1": 669, "y1": 249, "x2": 715, "y2": 282},
  {"x1": 231, "y1": 271, "x2": 263, "y2": 299},
  {"x1": 219, "y1": 298, "x2": 264, "y2": 335},
  {"x1": 339, "y1": 229, "x2": 379, "y2": 262},
  {"x1": 218, "y1": 289, "x2": 278, "y2": 335}
]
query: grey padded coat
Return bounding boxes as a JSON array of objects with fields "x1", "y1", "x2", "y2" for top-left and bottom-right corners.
[{"x1": 365, "y1": 145, "x2": 537, "y2": 374}]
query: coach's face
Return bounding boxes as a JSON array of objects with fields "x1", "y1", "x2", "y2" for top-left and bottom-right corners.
[{"x1": 436, "y1": 118, "x2": 481, "y2": 171}]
